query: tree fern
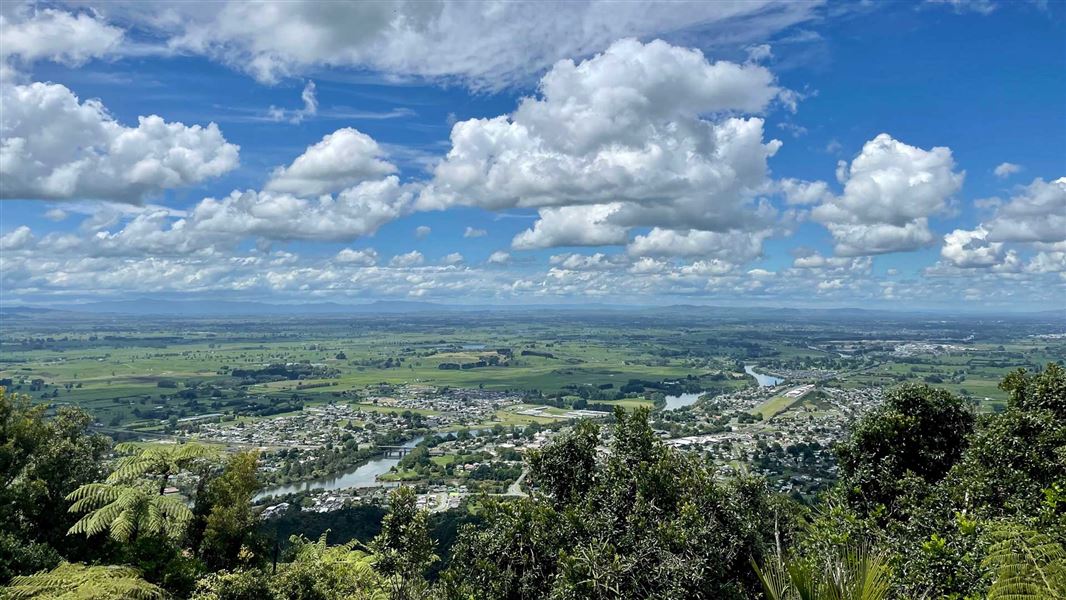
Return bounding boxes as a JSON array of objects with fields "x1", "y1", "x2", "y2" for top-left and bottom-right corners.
[
  {"x1": 984, "y1": 525, "x2": 1066, "y2": 600},
  {"x1": 3, "y1": 562, "x2": 164, "y2": 599},
  {"x1": 66, "y1": 481, "x2": 193, "y2": 542},
  {"x1": 271, "y1": 532, "x2": 389, "y2": 600},
  {"x1": 65, "y1": 443, "x2": 210, "y2": 543},
  {"x1": 107, "y1": 442, "x2": 215, "y2": 487}
]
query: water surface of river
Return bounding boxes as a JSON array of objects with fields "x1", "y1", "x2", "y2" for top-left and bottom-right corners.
[
  {"x1": 257, "y1": 435, "x2": 425, "y2": 499},
  {"x1": 744, "y1": 365, "x2": 784, "y2": 387},
  {"x1": 662, "y1": 392, "x2": 703, "y2": 410}
]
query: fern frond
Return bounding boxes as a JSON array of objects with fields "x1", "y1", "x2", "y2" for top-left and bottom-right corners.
[
  {"x1": 6, "y1": 562, "x2": 164, "y2": 599},
  {"x1": 106, "y1": 442, "x2": 216, "y2": 485},
  {"x1": 65, "y1": 483, "x2": 121, "y2": 505},
  {"x1": 113, "y1": 442, "x2": 142, "y2": 455},
  {"x1": 110, "y1": 509, "x2": 138, "y2": 542},
  {"x1": 107, "y1": 456, "x2": 154, "y2": 484},
  {"x1": 984, "y1": 524, "x2": 1066, "y2": 600}
]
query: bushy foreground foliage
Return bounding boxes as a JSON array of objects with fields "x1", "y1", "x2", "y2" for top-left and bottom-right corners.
[
  {"x1": 797, "y1": 364, "x2": 1066, "y2": 598},
  {"x1": 0, "y1": 362, "x2": 1063, "y2": 599},
  {"x1": 443, "y1": 409, "x2": 793, "y2": 599},
  {"x1": 192, "y1": 533, "x2": 388, "y2": 600},
  {"x1": 3, "y1": 563, "x2": 164, "y2": 600},
  {"x1": 0, "y1": 389, "x2": 110, "y2": 582}
]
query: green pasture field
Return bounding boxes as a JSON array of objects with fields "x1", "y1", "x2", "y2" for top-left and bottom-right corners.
[
  {"x1": 482, "y1": 405, "x2": 564, "y2": 427},
  {"x1": 837, "y1": 341, "x2": 1064, "y2": 405},
  {"x1": 600, "y1": 398, "x2": 656, "y2": 410},
  {"x1": 3, "y1": 311, "x2": 1060, "y2": 431},
  {"x1": 750, "y1": 394, "x2": 803, "y2": 421},
  {"x1": 430, "y1": 455, "x2": 457, "y2": 467}
]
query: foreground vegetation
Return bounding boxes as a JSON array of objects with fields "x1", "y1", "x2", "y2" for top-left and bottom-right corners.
[{"x1": 1, "y1": 361, "x2": 1064, "y2": 599}]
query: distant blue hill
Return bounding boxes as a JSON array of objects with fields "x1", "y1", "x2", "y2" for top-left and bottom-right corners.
[{"x1": 2, "y1": 299, "x2": 1060, "y2": 320}]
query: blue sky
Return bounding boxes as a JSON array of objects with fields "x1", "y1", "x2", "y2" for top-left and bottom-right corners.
[{"x1": 1, "y1": 0, "x2": 1063, "y2": 310}]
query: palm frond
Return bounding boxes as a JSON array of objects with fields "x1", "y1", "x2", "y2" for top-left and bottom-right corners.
[
  {"x1": 840, "y1": 543, "x2": 891, "y2": 600},
  {"x1": 752, "y1": 542, "x2": 892, "y2": 600},
  {"x1": 788, "y1": 560, "x2": 821, "y2": 600},
  {"x1": 753, "y1": 556, "x2": 793, "y2": 600}
]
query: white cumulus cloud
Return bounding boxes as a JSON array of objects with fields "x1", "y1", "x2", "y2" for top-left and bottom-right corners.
[
  {"x1": 934, "y1": 177, "x2": 1066, "y2": 272},
  {"x1": 811, "y1": 133, "x2": 964, "y2": 256},
  {"x1": 627, "y1": 227, "x2": 771, "y2": 261},
  {"x1": 0, "y1": 226, "x2": 34, "y2": 250},
  {"x1": 421, "y1": 39, "x2": 787, "y2": 258},
  {"x1": 390, "y1": 250, "x2": 424, "y2": 268},
  {"x1": 982, "y1": 177, "x2": 1066, "y2": 244},
  {"x1": 0, "y1": 7, "x2": 123, "y2": 78},
  {"x1": 265, "y1": 127, "x2": 396, "y2": 196},
  {"x1": 334, "y1": 247, "x2": 378, "y2": 266},
  {"x1": 0, "y1": 82, "x2": 239, "y2": 201},
  {"x1": 440, "y1": 252, "x2": 464, "y2": 265},
  {"x1": 512, "y1": 204, "x2": 629, "y2": 250},
  {"x1": 940, "y1": 226, "x2": 1005, "y2": 268},
  {"x1": 993, "y1": 162, "x2": 1022, "y2": 178},
  {"x1": 74, "y1": 176, "x2": 416, "y2": 257},
  {"x1": 421, "y1": 39, "x2": 784, "y2": 218},
  {"x1": 487, "y1": 251, "x2": 511, "y2": 265}
]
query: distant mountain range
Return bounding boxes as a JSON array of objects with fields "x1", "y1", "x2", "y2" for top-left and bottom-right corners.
[{"x1": 1, "y1": 299, "x2": 1062, "y2": 319}]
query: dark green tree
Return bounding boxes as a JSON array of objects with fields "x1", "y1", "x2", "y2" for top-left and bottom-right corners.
[
  {"x1": 192, "y1": 533, "x2": 386, "y2": 600},
  {"x1": 445, "y1": 408, "x2": 789, "y2": 599},
  {"x1": 369, "y1": 487, "x2": 437, "y2": 599},
  {"x1": 945, "y1": 363, "x2": 1066, "y2": 518},
  {"x1": 525, "y1": 419, "x2": 598, "y2": 507},
  {"x1": 199, "y1": 451, "x2": 264, "y2": 571},
  {"x1": 442, "y1": 498, "x2": 572, "y2": 599},
  {"x1": 834, "y1": 384, "x2": 974, "y2": 514},
  {"x1": 0, "y1": 388, "x2": 109, "y2": 582}
]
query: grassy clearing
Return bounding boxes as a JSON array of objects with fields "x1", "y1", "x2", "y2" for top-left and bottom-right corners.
[
  {"x1": 485, "y1": 407, "x2": 562, "y2": 426},
  {"x1": 602, "y1": 398, "x2": 655, "y2": 410},
  {"x1": 430, "y1": 455, "x2": 456, "y2": 467},
  {"x1": 751, "y1": 395, "x2": 804, "y2": 420},
  {"x1": 348, "y1": 403, "x2": 439, "y2": 417}
]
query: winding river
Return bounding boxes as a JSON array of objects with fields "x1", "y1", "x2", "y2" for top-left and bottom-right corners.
[
  {"x1": 256, "y1": 428, "x2": 489, "y2": 499},
  {"x1": 662, "y1": 392, "x2": 703, "y2": 411},
  {"x1": 256, "y1": 435, "x2": 425, "y2": 499},
  {"x1": 744, "y1": 364, "x2": 784, "y2": 387},
  {"x1": 663, "y1": 366, "x2": 783, "y2": 410}
]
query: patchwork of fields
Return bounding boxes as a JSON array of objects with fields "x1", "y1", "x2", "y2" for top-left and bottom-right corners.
[{"x1": 2, "y1": 309, "x2": 1062, "y2": 433}]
